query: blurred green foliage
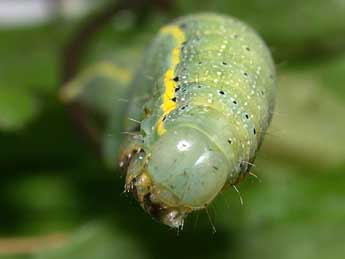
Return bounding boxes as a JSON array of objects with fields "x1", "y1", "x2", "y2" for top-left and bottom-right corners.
[{"x1": 0, "y1": 1, "x2": 344, "y2": 259}]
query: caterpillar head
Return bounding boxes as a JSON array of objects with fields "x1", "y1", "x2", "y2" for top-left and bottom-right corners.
[{"x1": 124, "y1": 126, "x2": 230, "y2": 228}]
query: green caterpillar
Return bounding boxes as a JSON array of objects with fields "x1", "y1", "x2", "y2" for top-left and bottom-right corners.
[{"x1": 120, "y1": 13, "x2": 276, "y2": 228}]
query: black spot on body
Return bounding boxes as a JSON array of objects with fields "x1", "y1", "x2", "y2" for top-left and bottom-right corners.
[
  {"x1": 171, "y1": 97, "x2": 177, "y2": 102},
  {"x1": 233, "y1": 100, "x2": 237, "y2": 104},
  {"x1": 253, "y1": 128, "x2": 256, "y2": 135},
  {"x1": 222, "y1": 61, "x2": 228, "y2": 65},
  {"x1": 219, "y1": 90, "x2": 225, "y2": 95},
  {"x1": 173, "y1": 76, "x2": 179, "y2": 82},
  {"x1": 228, "y1": 139, "x2": 232, "y2": 144},
  {"x1": 245, "y1": 114, "x2": 249, "y2": 119}
]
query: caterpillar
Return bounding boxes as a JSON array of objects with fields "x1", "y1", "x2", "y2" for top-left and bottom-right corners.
[{"x1": 120, "y1": 13, "x2": 276, "y2": 229}]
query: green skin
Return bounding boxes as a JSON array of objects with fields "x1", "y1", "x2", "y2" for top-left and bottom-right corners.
[{"x1": 122, "y1": 13, "x2": 276, "y2": 228}]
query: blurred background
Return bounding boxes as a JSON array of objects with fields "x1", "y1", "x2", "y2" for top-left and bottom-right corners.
[{"x1": 1, "y1": 0, "x2": 345, "y2": 258}]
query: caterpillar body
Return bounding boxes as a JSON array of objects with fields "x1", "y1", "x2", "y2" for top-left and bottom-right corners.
[{"x1": 121, "y1": 13, "x2": 276, "y2": 228}]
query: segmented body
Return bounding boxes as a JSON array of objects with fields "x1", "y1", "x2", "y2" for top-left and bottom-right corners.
[{"x1": 121, "y1": 13, "x2": 276, "y2": 228}]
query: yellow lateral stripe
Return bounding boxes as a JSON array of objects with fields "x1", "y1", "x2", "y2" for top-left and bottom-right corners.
[
  {"x1": 60, "y1": 62, "x2": 132, "y2": 102},
  {"x1": 157, "y1": 25, "x2": 186, "y2": 135}
]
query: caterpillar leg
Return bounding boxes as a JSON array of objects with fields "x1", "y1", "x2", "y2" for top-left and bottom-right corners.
[{"x1": 118, "y1": 133, "x2": 144, "y2": 171}]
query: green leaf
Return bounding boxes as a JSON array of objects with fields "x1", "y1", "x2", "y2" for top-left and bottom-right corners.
[
  {"x1": 33, "y1": 221, "x2": 148, "y2": 259},
  {"x1": 0, "y1": 88, "x2": 40, "y2": 131},
  {"x1": 261, "y1": 68, "x2": 345, "y2": 168}
]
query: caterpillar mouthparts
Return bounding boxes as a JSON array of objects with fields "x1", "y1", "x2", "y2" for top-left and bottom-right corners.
[{"x1": 124, "y1": 148, "x2": 188, "y2": 229}]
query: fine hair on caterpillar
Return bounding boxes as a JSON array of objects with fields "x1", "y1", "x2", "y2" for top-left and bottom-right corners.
[{"x1": 120, "y1": 13, "x2": 276, "y2": 229}]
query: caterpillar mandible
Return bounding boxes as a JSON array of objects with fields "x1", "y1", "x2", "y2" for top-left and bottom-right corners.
[{"x1": 120, "y1": 13, "x2": 276, "y2": 228}]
